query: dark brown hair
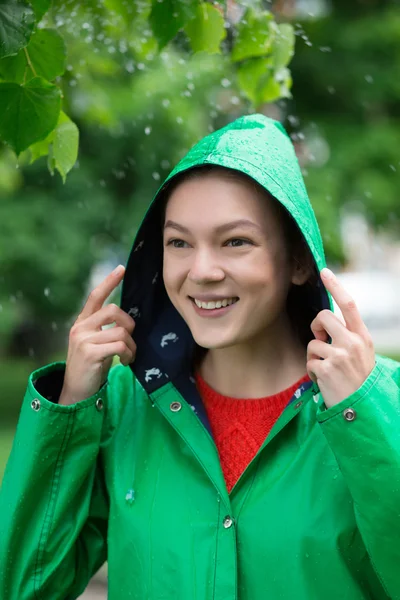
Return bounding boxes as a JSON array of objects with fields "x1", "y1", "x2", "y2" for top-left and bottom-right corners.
[{"x1": 160, "y1": 165, "x2": 319, "y2": 351}]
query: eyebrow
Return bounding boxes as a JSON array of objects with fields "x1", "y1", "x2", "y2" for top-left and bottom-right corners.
[{"x1": 163, "y1": 219, "x2": 262, "y2": 235}]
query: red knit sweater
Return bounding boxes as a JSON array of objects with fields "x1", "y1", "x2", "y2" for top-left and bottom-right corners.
[{"x1": 195, "y1": 371, "x2": 311, "y2": 493}]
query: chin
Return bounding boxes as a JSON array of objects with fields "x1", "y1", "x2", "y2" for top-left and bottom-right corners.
[{"x1": 191, "y1": 331, "x2": 240, "y2": 350}]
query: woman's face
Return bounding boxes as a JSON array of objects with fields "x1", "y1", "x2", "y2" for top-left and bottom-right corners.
[{"x1": 162, "y1": 172, "x2": 302, "y2": 350}]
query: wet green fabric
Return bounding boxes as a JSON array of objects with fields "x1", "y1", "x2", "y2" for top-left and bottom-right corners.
[{"x1": 1, "y1": 114, "x2": 400, "y2": 599}]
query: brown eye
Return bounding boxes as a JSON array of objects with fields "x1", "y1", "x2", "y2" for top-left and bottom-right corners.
[
  {"x1": 167, "y1": 239, "x2": 188, "y2": 248},
  {"x1": 226, "y1": 238, "x2": 252, "y2": 247}
]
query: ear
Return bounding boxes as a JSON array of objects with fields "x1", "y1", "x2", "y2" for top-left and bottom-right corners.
[{"x1": 291, "y1": 257, "x2": 312, "y2": 286}]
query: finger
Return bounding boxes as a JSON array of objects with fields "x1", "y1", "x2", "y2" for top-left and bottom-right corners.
[
  {"x1": 311, "y1": 309, "x2": 348, "y2": 344},
  {"x1": 307, "y1": 339, "x2": 332, "y2": 362},
  {"x1": 80, "y1": 303, "x2": 135, "y2": 336},
  {"x1": 79, "y1": 266, "x2": 125, "y2": 321},
  {"x1": 307, "y1": 358, "x2": 327, "y2": 383},
  {"x1": 320, "y1": 269, "x2": 366, "y2": 335},
  {"x1": 88, "y1": 327, "x2": 137, "y2": 358},
  {"x1": 90, "y1": 340, "x2": 135, "y2": 367}
]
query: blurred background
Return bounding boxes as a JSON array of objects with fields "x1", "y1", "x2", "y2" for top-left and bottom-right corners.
[{"x1": 1, "y1": 0, "x2": 399, "y2": 597}]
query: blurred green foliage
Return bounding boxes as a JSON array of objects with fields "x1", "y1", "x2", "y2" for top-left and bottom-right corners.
[{"x1": 290, "y1": 0, "x2": 400, "y2": 261}]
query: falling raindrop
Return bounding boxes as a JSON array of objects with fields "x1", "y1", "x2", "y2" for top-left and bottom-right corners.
[
  {"x1": 287, "y1": 115, "x2": 300, "y2": 127},
  {"x1": 44, "y1": 288, "x2": 50, "y2": 297},
  {"x1": 144, "y1": 126, "x2": 152, "y2": 135}
]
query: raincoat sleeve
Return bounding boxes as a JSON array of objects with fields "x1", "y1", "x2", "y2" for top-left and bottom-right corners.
[
  {"x1": 316, "y1": 355, "x2": 400, "y2": 600},
  {"x1": 0, "y1": 360, "x2": 115, "y2": 600}
]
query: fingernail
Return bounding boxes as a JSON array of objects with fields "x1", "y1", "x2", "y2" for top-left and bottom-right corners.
[
  {"x1": 113, "y1": 265, "x2": 124, "y2": 275},
  {"x1": 321, "y1": 268, "x2": 333, "y2": 279}
]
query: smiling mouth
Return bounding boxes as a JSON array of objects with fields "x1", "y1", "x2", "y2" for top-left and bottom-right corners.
[{"x1": 188, "y1": 297, "x2": 240, "y2": 310}]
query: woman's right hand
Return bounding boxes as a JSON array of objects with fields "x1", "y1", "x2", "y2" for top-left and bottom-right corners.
[{"x1": 59, "y1": 265, "x2": 136, "y2": 406}]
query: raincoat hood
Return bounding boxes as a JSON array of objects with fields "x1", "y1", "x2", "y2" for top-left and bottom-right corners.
[{"x1": 120, "y1": 114, "x2": 332, "y2": 397}]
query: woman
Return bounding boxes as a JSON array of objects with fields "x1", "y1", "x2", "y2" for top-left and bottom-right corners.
[{"x1": 1, "y1": 114, "x2": 399, "y2": 600}]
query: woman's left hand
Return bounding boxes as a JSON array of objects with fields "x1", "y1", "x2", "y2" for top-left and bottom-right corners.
[{"x1": 307, "y1": 268, "x2": 376, "y2": 409}]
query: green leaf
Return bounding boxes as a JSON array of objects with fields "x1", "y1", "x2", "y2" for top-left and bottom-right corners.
[
  {"x1": 272, "y1": 23, "x2": 295, "y2": 69},
  {"x1": 184, "y1": 3, "x2": 226, "y2": 54},
  {"x1": 103, "y1": 0, "x2": 141, "y2": 25},
  {"x1": 49, "y1": 112, "x2": 79, "y2": 182},
  {"x1": 29, "y1": 0, "x2": 50, "y2": 20},
  {"x1": 0, "y1": 0, "x2": 36, "y2": 59},
  {"x1": 237, "y1": 56, "x2": 284, "y2": 106},
  {"x1": 1, "y1": 28, "x2": 67, "y2": 84},
  {"x1": 28, "y1": 131, "x2": 50, "y2": 162},
  {"x1": 0, "y1": 76, "x2": 61, "y2": 154},
  {"x1": 150, "y1": 0, "x2": 197, "y2": 49},
  {"x1": 26, "y1": 28, "x2": 67, "y2": 80},
  {"x1": 0, "y1": 48, "x2": 26, "y2": 82},
  {"x1": 231, "y1": 7, "x2": 273, "y2": 62},
  {"x1": 30, "y1": 112, "x2": 79, "y2": 182}
]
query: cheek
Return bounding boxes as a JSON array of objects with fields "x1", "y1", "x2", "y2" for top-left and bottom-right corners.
[
  {"x1": 238, "y1": 255, "x2": 275, "y2": 288},
  {"x1": 163, "y1": 258, "x2": 184, "y2": 293}
]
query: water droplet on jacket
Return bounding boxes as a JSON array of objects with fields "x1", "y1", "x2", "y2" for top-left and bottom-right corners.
[{"x1": 125, "y1": 489, "x2": 135, "y2": 504}]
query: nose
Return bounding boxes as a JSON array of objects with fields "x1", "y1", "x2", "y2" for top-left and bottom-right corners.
[{"x1": 187, "y1": 248, "x2": 225, "y2": 284}]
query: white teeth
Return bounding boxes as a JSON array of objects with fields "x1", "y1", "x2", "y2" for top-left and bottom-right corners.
[{"x1": 194, "y1": 298, "x2": 238, "y2": 310}]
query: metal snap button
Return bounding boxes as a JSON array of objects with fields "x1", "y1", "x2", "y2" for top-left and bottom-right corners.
[
  {"x1": 343, "y1": 408, "x2": 356, "y2": 422},
  {"x1": 294, "y1": 401, "x2": 302, "y2": 409},
  {"x1": 170, "y1": 401, "x2": 182, "y2": 412},
  {"x1": 223, "y1": 516, "x2": 234, "y2": 529},
  {"x1": 95, "y1": 398, "x2": 104, "y2": 411},
  {"x1": 31, "y1": 399, "x2": 41, "y2": 411}
]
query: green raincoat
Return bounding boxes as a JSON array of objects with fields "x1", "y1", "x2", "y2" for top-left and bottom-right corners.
[{"x1": 1, "y1": 114, "x2": 400, "y2": 600}]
